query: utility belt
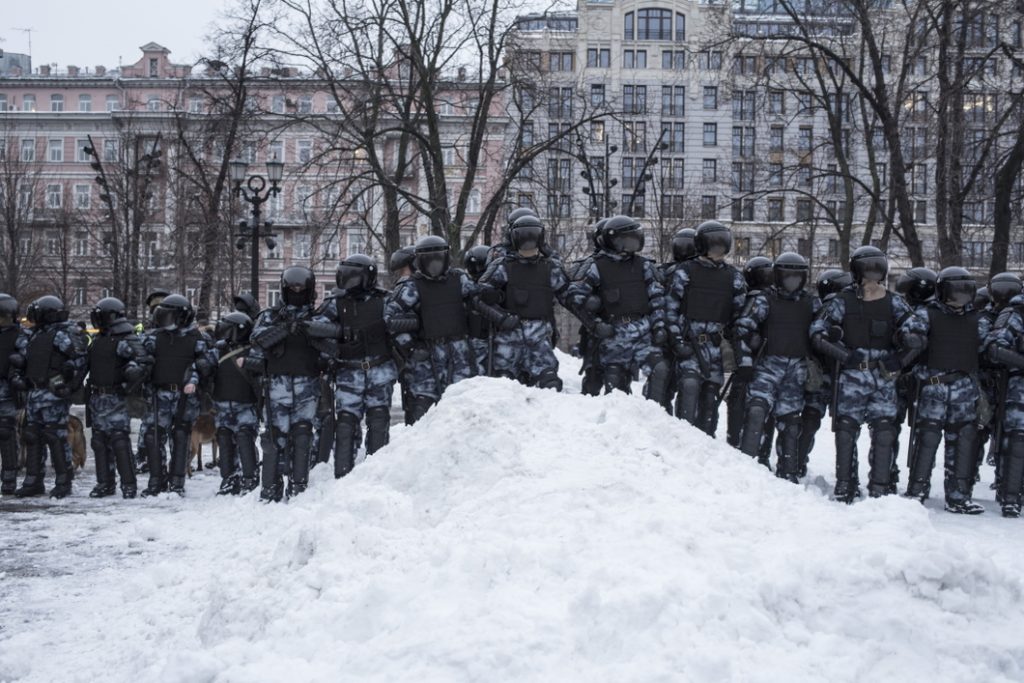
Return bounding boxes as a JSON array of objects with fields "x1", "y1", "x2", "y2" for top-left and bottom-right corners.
[
  {"x1": 423, "y1": 334, "x2": 467, "y2": 345},
  {"x1": 922, "y1": 370, "x2": 971, "y2": 386},
  {"x1": 155, "y1": 382, "x2": 186, "y2": 391},
  {"x1": 89, "y1": 384, "x2": 124, "y2": 396},
  {"x1": 334, "y1": 355, "x2": 392, "y2": 371},
  {"x1": 607, "y1": 313, "x2": 647, "y2": 324},
  {"x1": 692, "y1": 331, "x2": 723, "y2": 346}
]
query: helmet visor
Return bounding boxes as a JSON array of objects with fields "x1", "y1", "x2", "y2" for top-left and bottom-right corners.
[
  {"x1": 990, "y1": 280, "x2": 1022, "y2": 306},
  {"x1": 944, "y1": 280, "x2": 976, "y2": 308},
  {"x1": 855, "y1": 257, "x2": 887, "y2": 283},
  {"x1": 704, "y1": 231, "x2": 732, "y2": 258},
  {"x1": 336, "y1": 264, "x2": 366, "y2": 292},
  {"x1": 511, "y1": 225, "x2": 543, "y2": 252},
  {"x1": 776, "y1": 270, "x2": 807, "y2": 293},
  {"x1": 419, "y1": 251, "x2": 449, "y2": 279},
  {"x1": 610, "y1": 227, "x2": 644, "y2": 254},
  {"x1": 153, "y1": 306, "x2": 179, "y2": 330}
]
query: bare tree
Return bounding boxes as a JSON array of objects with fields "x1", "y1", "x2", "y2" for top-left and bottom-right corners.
[{"x1": 0, "y1": 133, "x2": 44, "y2": 299}]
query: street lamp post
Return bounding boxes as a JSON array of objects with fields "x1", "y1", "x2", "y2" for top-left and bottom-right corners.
[{"x1": 230, "y1": 157, "x2": 284, "y2": 304}]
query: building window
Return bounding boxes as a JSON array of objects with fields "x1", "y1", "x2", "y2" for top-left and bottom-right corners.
[
  {"x1": 732, "y1": 90, "x2": 756, "y2": 121},
  {"x1": 734, "y1": 237, "x2": 751, "y2": 258},
  {"x1": 293, "y1": 232, "x2": 311, "y2": 259},
  {"x1": 591, "y1": 84, "x2": 606, "y2": 107},
  {"x1": 661, "y1": 85, "x2": 685, "y2": 117},
  {"x1": 915, "y1": 200, "x2": 927, "y2": 223},
  {"x1": 270, "y1": 141, "x2": 284, "y2": 163},
  {"x1": 796, "y1": 199, "x2": 812, "y2": 222},
  {"x1": 75, "y1": 184, "x2": 91, "y2": 209},
  {"x1": 297, "y1": 139, "x2": 313, "y2": 164},
  {"x1": 798, "y1": 126, "x2": 813, "y2": 151},
  {"x1": 635, "y1": 8, "x2": 674, "y2": 40},
  {"x1": 590, "y1": 121, "x2": 605, "y2": 143},
  {"x1": 189, "y1": 97, "x2": 204, "y2": 113},
  {"x1": 267, "y1": 290, "x2": 281, "y2": 308},
  {"x1": 768, "y1": 90, "x2": 785, "y2": 115},
  {"x1": 103, "y1": 139, "x2": 118, "y2": 162},
  {"x1": 661, "y1": 122, "x2": 685, "y2": 153},
  {"x1": 624, "y1": 49, "x2": 647, "y2": 69},
  {"x1": 76, "y1": 139, "x2": 90, "y2": 163},
  {"x1": 0, "y1": 94, "x2": 6, "y2": 111},
  {"x1": 702, "y1": 158, "x2": 717, "y2": 182},
  {"x1": 73, "y1": 233, "x2": 89, "y2": 256},
  {"x1": 769, "y1": 125, "x2": 784, "y2": 152},
  {"x1": 106, "y1": 95, "x2": 119, "y2": 111},
  {"x1": 22, "y1": 95, "x2": 36, "y2": 112},
  {"x1": 623, "y1": 122, "x2": 646, "y2": 152},
  {"x1": 78, "y1": 95, "x2": 92, "y2": 112},
  {"x1": 522, "y1": 122, "x2": 535, "y2": 145},
  {"x1": 48, "y1": 139, "x2": 64, "y2": 162},
  {"x1": 50, "y1": 94, "x2": 64, "y2": 112},
  {"x1": 703, "y1": 123, "x2": 717, "y2": 146},
  {"x1": 731, "y1": 199, "x2": 754, "y2": 222},
  {"x1": 731, "y1": 162, "x2": 754, "y2": 192},
  {"x1": 701, "y1": 195, "x2": 717, "y2": 219},
  {"x1": 911, "y1": 163, "x2": 927, "y2": 194},
  {"x1": 587, "y1": 48, "x2": 611, "y2": 68},
  {"x1": 298, "y1": 95, "x2": 313, "y2": 113},
  {"x1": 548, "y1": 87, "x2": 574, "y2": 118},
  {"x1": 147, "y1": 96, "x2": 161, "y2": 111},
  {"x1": 698, "y1": 51, "x2": 723, "y2": 69},
  {"x1": 624, "y1": 11, "x2": 634, "y2": 40},
  {"x1": 662, "y1": 158, "x2": 685, "y2": 190},
  {"x1": 46, "y1": 184, "x2": 63, "y2": 209},
  {"x1": 21, "y1": 138, "x2": 35, "y2": 162},
  {"x1": 662, "y1": 51, "x2": 686, "y2": 70},
  {"x1": 768, "y1": 198, "x2": 784, "y2": 222},
  {"x1": 622, "y1": 85, "x2": 647, "y2": 114},
  {"x1": 732, "y1": 127, "x2": 755, "y2": 157},
  {"x1": 549, "y1": 52, "x2": 574, "y2": 71},
  {"x1": 703, "y1": 86, "x2": 718, "y2": 109}
]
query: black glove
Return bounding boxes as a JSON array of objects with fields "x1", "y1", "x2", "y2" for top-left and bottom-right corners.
[
  {"x1": 593, "y1": 322, "x2": 614, "y2": 339},
  {"x1": 843, "y1": 349, "x2": 867, "y2": 369},
  {"x1": 733, "y1": 366, "x2": 754, "y2": 382},
  {"x1": 9, "y1": 375, "x2": 27, "y2": 392},
  {"x1": 584, "y1": 295, "x2": 602, "y2": 313},
  {"x1": 651, "y1": 327, "x2": 668, "y2": 346},
  {"x1": 49, "y1": 376, "x2": 71, "y2": 398},
  {"x1": 61, "y1": 361, "x2": 78, "y2": 382},
  {"x1": 672, "y1": 341, "x2": 694, "y2": 359},
  {"x1": 241, "y1": 356, "x2": 265, "y2": 375},
  {"x1": 214, "y1": 339, "x2": 229, "y2": 352},
  {"x1": 123, "y1": 363, "x2": 147, "y2": 383},
  {"x1": 195, "y1": 356, "x2": 214, "y2": 379},
  {"x1": 410, "y1": 344, "x2": 431, "y2": 362},
  {"x1": 747, "y1": 333, "x2": 762, "y2": 351},
  {"x1": 881, "y1": 354, "x2": 902, "y2": 376},
  {"x1": 499, "y1": 314, "x2": 520, "y2": 332}
]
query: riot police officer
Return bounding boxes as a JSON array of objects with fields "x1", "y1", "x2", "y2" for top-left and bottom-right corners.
[
  {"x1": 573, "y1": 218, "x2": 610, "y2": 397},
  {"x1": 0, "y1": 294, "x2": 20, "y2": 495},
  {"x1": 664, "y1": 220, "x2": 747, "y2": 434},
  {"x1": 810, "y1": 247, "x2": 914, "y2": 502},
  {"x1": 318, "y1": 254, "x2": 398, "y2": 479},
  {"x1": 139, "y1": 294, "x2": 215, "y2": 497},
  {"x1": 248, "y1": 267, "x2": 326, "y2": 501},
  {"x1": 86, "y1": 297, "x2": 144, "y2": 498},
  {"x1": 212, "y1": 312, "x2": 260, "y2": 495},
  {"x1": 980, "y1": 273, "x2": 1023, "y2": 497},
  {"x1": 389, "y1": 245, "x2": 418, "y2": 424},
  {"x1": 464, "y1": 244, "x2": 494, "y2": 373},
  {"x1": 726, "y1": 256, "x2": 774, "y2": 448},
  {"x1": 11, "y1": 296, "x2": 88, "y2": 498}
]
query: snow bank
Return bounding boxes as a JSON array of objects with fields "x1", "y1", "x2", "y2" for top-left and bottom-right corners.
[{"x1": 3, "y1": 377, "x2": 1024, "y2": 682}]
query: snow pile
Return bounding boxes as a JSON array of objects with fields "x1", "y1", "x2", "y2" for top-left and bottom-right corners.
[{"x1": 3, "y1": 377, "x2": 1024, "y2": 682}]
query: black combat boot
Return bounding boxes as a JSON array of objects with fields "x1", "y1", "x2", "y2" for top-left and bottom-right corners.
[
  {"x1": 109, "y1": 431, "x2": 137, "y2": 498},
  {"x1": 333, "y1": 413, "x2": 360, "y2": 479},
  {"x1": 166, "y1": 423, "x2": 191, "y2": 496},
  {"x1": 45, "y1": 428, "x2": 73, "y2": 499},
  {"x1": 944, "y1": 423, "x2": 983, "y2": 515},
  {"x1": 796, "y1": 407, "x2": 822, "y2": 478},
  {"x1": 140, "y1": 429, "x2": 166, "y2": 497},
  {"x1": 0, "y1": 416, "x2": 18, "y2": 495},
  {"x1": 236, "y1": 428, "x2": 259, "y2": 493},
  {"x1": 867, "y1": 420, "x2": 897, "y2": 498},
  {"x1": 365, "y1": 406, "x2": 390, "y2": 456},
  {"x1": 774, "y1": 415, "x2": 802, "y2": 483},
  {"x1": 216, "y1": 427, "x2": 239, "y2": 495},
  {"x1": 833, "y1": 416, "x2": 860, "y2": 504},
  {"x1": 15, "y1": 424, "x2": 46, "y2": 497},
  {"x1": 287, "y1": 422, "x2": 313, "y2": 497},
  {"x1": 904, "y1": 420, "x2": 942, "y2": 502},
  {"x1": 89, "y1": 430, "x2": 117, "y2": 498}
]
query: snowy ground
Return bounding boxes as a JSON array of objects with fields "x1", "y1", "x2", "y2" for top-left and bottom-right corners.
[{"x1": 1, "y1": 353, "x2": 1023, "y2": 682}]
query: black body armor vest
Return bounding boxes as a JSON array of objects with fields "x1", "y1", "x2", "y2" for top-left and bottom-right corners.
[
  {"x1": 26, "y1": 328, "x2": 65, "y2": 387},
  {"x1": 840, "y1": 291, "x2": 894, "y2": 350},
  {"x1": 681, "y1": 261, "x2": 735, "y2": 324},
  {"x1": 88, "y1": 334, "x2": 126, "y2": 387},
  {"x1": 152, "y1": 330, "x2": 200, "y2": 386},
  {"x1": 505, "y1": 259, "x2": 554, "y2": 320},
  {"x1": 214, "y1": 355, "x2": 257, "y2": 403},
  {"x1": 763, "y1": 293, "x2": 814, "y2": 358},
  {"x1": 595, "y1": 256, "x2": 650, "y2": 317},
  {"x1": 416, "y1": 275, "x2": 469, "y2": 340},
  {"x1": 336, "y1": 295, "x2": 390, "y2": 360},
  {"x1": 925, "y1": 307, "x2": 979, "y2": 372},
  {"x1": 0, "y1": 326, "x2": 18, "y2": 378}
]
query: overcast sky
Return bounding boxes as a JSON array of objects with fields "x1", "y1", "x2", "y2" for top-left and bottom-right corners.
[{"x1": 2, "y1": 0, "x2": 228, "y2": 70}]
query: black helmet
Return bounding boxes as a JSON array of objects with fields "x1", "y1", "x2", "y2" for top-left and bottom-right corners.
[
  {"x1": 817, "y1": 269, "x2": 853, "y2": 299},
  {"x1": 671, "y1": 228, "x2": 696, "y2": 263},
  {"x1": 389, "y1": 246, "x2": 416, "y2": 274},
  {"x1": 603, "y1": 215, "x2": 644, "y2": 254},
  {"x1": 336, "y1": 253, "x2": 378, "y2": 293},
  {"x1": 936, "y1": 266, "x2": 976, "y2": 308},
  {"x1": 510, "y1": 215, "x2": 545, "y2": 252},
  {"x1": 215, "y1": 311, "x2": 253, "y2": 344},
  {"x1": 146, "y1": 289, "x2": 170, "y2": 311},
  {"x1": 773, "y1": 252, "x2": 809, "y2": 293},
  {"x1": 414, "y1": 235, "x2": 451, "y2": 279},
  {"x1": 743, "y1": 256, "x2": 774, "y2": 291},
  {"x1": 90, "y1": 297, "x2": 127, "y2": 332},
  {"x1": 974, "y1": 286, "x2": 991, "y2": 309},
  {"x1": 695, "y1": 220, "x2": 732, "y2": 258},
  {"x1": 281, "y1": 266, "x2": 316, "y2": 307},
  {"x1": 591, "y1": 218, "x2": 610, "y2": 250},
  {"x1": 0, "y1": 293, "x2": 18, "y2": 325},
  {"x1": 895, "y1": 267, "x2": 937, "y2": 306},
  {"x1": 232, "y1": 292, "x2": 259, "y2": 319},
  {"x1": 849, "y1": 245, "x2": 888, "y2": 284},
  {"x1": 507, "y1": 206, "x2": 538, "y2": 227},
  {"x1": 463, "y1": 245, "x2": 491, "y2": 279},
  {"x1": 152, "y1": 293, "x2": 194, "y2": 330},
  {"x1": 988, "y1": 272, "x2": 1022, "y2": 308},
  {"x1": 26, "y1": 296, "x2": 68, "y2": 327}
]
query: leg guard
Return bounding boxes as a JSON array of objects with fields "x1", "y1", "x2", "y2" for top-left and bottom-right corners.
[
  {"x1": 643, "y1": 357, "x2": 671, "y2": 406},
  {"x1": 216, "y1": 427, "x2": 239, "y2": 495},
  {"x1": 833, "y1": 416, "x2": 860, "y2": 503},
  {"x1": 109, "y1": 430, "x2": 137, "y2": 498},
  {"x1": 15, "y1": 424, "x2": 46, "y2": 497},
  {"x1": 867, "y1": 419, "x2": 898, "y2": 498},
  {"x1": 365, "y1": 406, "x2": 390, "y2": 456},
  {"x1": 945, "y1": 422, "x2": 982, "y2": 513},
  {"x1": 775, "y1": 413, "x2": 803, "y2": 482},
  {"x1": 89, "y1": 430, "x2": 116, "y2": 498},
  {"x1": 334, "y1": 412, "x2": 360, "y2": 479},
  {"x1": 697, "y1": 382, "x2": 720, "y2": 437},
  {"x1": 259, "y1": 429, "x2": 284, "y2": 503},
  {"x1": 603, "y1": 364, "x2": 631, "y2": 394},
  {"x1": 141, "y1": 429, "x2": 166, "y2": 497},
  {"x1": 0, "y1": 416, "x2": 19, "y2": 495},
  {"x1": 167, "y1": 423, "x2": 191, "y2": 495},
  {"x1": 905, "y1": 419, "x2": 942, "y2": 501},
  {"x1": 725, "y1": 378, "x2": 749, "y2": 449},
  {"x1": 676, "y1": 374, "x2": 701, "y2": 427},
  {"x1": 236, "y1": 428, "x2": 259, "y2": 492},
  {"x1": 797, "y1": 407, "x2": 822, "y2": 478},
  {"x1": 407, "y1": 395, "x2": 435, "y2": 425},
  {"x1": 758, "y1": 417, "x2": 776, "y2": 467},
  {"x1": 43, "y1": 425, "x2": 72, "y2": 499},
  {"x1": 739, "y1": 398, "x2": 769, "y2": 460},
  {"x1": 288, "y1": 421, "x2": 313, "y2": 495}
]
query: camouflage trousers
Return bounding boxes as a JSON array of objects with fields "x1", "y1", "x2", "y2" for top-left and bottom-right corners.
[
  {"x1": 915, "y1": 374, "x2": 979, "y2": 426},
  {"x1": 1000, "y1": 375, "x2": 1024, "y2": 433},
  {"x1": 88, "y1": 392, "x2": 130, "y2": 434},
  {"x1": 264, "y1": 374, "x2": 320, "y2": 475},
  {"x1": 214, "y1": 400, "x2": 259, "y2": 433},
  {"x1": 747, "y1": 356, "x2": 808, "y2": 418},
  {"x1": 675, "y1": 336, "x2": 726, "y2": 386},
  {"x1": 140, "y1": 389, "x2": 201, "y2": 463},
  {"x1": 24, "y1": 389, "x2": 72, "y2": 471},
  {"x1": 599, "y1": 317, "x2": 659, "y2": 373},
  {"x1": 492, "y1": 319, "x2": 558, "y2": 384},
  {"x1": 834, "y1": 364, "x2": 898, "y2": 425},
  {"x1": 332, "y1": 358, "x2": 398, "y2": 419},
  {"x1": 407, "y1": 338, "x2": 479, "y2": 401},
  {"x1": 471, "y1": 338, "x2": 490, "y2": 376}
]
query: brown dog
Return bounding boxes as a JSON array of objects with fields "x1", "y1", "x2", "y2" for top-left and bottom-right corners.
[
  {"x1": 188, "y1": 413, "x2": 218, "y2": 476},
  {"x1": 15, "y1": 411, "x2": 88, "y2": 470}
]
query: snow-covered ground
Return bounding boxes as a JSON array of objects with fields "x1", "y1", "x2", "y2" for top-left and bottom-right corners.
[{"x1": 2, "y1": 354, "x2": 1023, "y2": 682}]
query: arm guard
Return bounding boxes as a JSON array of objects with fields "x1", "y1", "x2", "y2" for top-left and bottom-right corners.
[
  {"x1": 474, "y1": 298, "x2": 511, "y2": 326},
  {"x1": 387, "y1": 315, "x2": 420, "y2": 334},
  {"x1": 811, "y1": 334, "x2": 851, "y2": 364},
  {"x1": 251, "y1": 324, "x2": 288, "y2": 351},
  {"x1": 305, "y1": 320, "x2": 343, "y2": 339},
  {"x1": 989, "y1": 345, "x2": 1024, "y2": 370}
]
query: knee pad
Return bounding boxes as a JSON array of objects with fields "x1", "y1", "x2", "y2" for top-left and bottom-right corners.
[
  {"x1": 292, "y1": 420, "x2": 314, "y2": 439},
  {"x1": 870, "y1": 419, "x2": 897, "y2": 447},
  {"x1": 834, "y1": 415, "x2": 860, "y2": 436},
  {"x1": 365, "y1": 406, "x2": 390, "y2": 424},
  {"x1": 678, "y1": 372, "x2": 701, "y2": 397},
  {"x1": 776, "y1": 412, "x2": 802, "y2": 430},
  {"x1": 603, "y1": 365, "x2": 630, "y2": 392}
]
